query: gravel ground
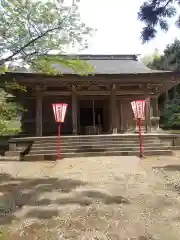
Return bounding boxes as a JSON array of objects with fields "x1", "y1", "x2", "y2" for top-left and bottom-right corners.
[{"x1": 0, "y1": 156, "x2": 180, "y2": 239}]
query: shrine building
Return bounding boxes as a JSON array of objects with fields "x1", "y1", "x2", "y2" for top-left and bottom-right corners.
[{"x1": 4, "y1": 54, "x2": 180, "y2": 136}]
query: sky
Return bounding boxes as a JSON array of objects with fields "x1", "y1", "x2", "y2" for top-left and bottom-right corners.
[{"x1": 77, "y1": 0, "x2": 180, "y2": 57}]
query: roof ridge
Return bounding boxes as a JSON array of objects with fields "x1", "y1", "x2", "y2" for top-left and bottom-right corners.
[{"x1": 48, "y1": 54, "x2": 138, "y2": 60}]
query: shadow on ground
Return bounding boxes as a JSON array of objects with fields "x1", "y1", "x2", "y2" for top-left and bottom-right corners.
[{"x1": 0, "y1": 173, "x2": 129, "y2": 224}]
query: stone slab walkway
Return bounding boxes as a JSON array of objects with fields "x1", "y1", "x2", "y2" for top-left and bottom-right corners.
[{"x1": 0, "y1": 156, "x2": 180, "y2": 239}]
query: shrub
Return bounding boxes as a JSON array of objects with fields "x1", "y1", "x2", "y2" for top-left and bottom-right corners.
[{"x1": 161, "y1": 94, "x2": 180, "y2": 129}]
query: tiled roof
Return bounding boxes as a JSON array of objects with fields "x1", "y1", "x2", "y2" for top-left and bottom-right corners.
[
  {"x1": 6, "y1": 54, "x2": 170, "y2": 76},
  {"x1": 52, "y1": 54, "x2": 159, "y2": 74}
]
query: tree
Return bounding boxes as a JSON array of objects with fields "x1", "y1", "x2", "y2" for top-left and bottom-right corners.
[
  {"x1": 143, "y1": 39, "x2": 180, "y2": 129},
  {"x1": 144, "y1": 39, "x2": 180, "y2": 71},
  {"x1": 161, "y1": 94, "x2": 180, "y2": 129},
  {"x1": 0, "y1": 88, "x2": 22, "y2": 135},
  {"x1": 0, "y1": 0, "x2": 93, "y2": 73},
  {"x1": 161, "y1": 39, "x2": 180, "y2": 71},
  {"x1": 141, "y1": 49, "x2": 162, "y2": 68},
  {"x1": 0, "y1": 0, "x2": 93, "y2": 135},
  {"x1": 138, "y1": 0, "x2": 180, "y2": 42}
]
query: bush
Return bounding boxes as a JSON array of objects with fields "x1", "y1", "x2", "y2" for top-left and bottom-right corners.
[
  {"x1": 0, "y1": 120, "x2": 20, "y2": 136},
  {"x1": 161, "y1": 94, "x2": 180, "y2": 129}
]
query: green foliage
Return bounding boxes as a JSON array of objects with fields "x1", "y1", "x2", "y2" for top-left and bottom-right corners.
[
  {"x1": 0, "y1": 0, "x2": 94, "y2": 135},
  {"x1": 0, "y1": 101, "x2": 22, "y2": 121},
  {"x1": 138, "y1": 0, "x2": 179, "y2": 42},
  {"x1": 0, "y1": 64, "x2": 7, "y2": 74},
  {"x1": 0, "y1": 0, "x2": 93, "y2": 72},
  {"x1": 143, "y1": 39, "x2": 180, "y2": 129},
  {"x1": 0, "y1": 120, "x2": 20, "y2": 135},
  {"x1": 0, "y1": 79, "x2": 27, "y2": 92},
  {"x1": 161, "y1": 94, "x2": 180, "y2": 128},
  {"x1": 0, "y1": 89, "x2": 22, "y2": 135},
  {"x1": 162, "y1": 39, "x2": 180, "y2": 71},
  {"x1": 34, "y1": 55, "x2": 94, "y2": 75},
  {"x1": 146, "y1": 53, "x2": 165, "y2": 70},
  {"x1": 141, "y1": 49, "x2": 161, "y2": 67},
  {"x1": 143, "y1": 39, "x2": 180, "y2": 71}
]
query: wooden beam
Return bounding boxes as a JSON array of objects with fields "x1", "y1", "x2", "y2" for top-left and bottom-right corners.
[
  {"x1": 43, "y1": 90, "x2": 153, "y2": 96},
  {"x1": 14, "y1": 72, "x2": 180, "y2": 85},
  {"x1": 43, "y1": 91, "x2": 71, "y2": 96},
  {"x1": 155, "y1": 82, "x2": 179, "y2": 95},
  {"x1": 78, "y1": 91, "x2": 110, "y2": 96},
  {"x1": 78, "y1": 91, "x2": 150, "y2": 95}
]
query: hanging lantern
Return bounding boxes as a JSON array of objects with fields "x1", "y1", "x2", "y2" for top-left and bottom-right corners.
[
  {"x1": 130, "y1": 100, "x2": 146, "y2": 158},
  {"x1": 131, "y1": 100, "x2": 145, "y2": 120},
  {"x1": 52, "y1": 103, "x2": 68, "y2": 123},
  {"x1": 52, "y1": 103, "x2": 68, "y2": 160}
]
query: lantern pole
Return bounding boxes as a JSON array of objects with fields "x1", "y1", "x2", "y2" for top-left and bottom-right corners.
[
  {"x1": 131, "y1": 100, "x2": 145, "y2": 158},
  {"x1": 137, "y1": 118, "x2": 143, "y2": 158},
  {"x1": 58, "y1": 123, "x2": 61, "y2": 160},
  {"x1": 52, "y1": 103, "x2": 68, "y2": 161}
]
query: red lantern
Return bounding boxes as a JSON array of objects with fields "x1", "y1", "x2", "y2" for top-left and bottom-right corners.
[
  {"x1": 52, "y1": 103, "x2": 68, "y2": 160},
  {"x1": 131, "y1": 100, "x2": 146, "y2": 158},
  {"x1": 131, "y1": 100, "x2": 145, "y2": 120},
  {"x1": 52, "y1": 103, "x2": 68, "y2": 123}
]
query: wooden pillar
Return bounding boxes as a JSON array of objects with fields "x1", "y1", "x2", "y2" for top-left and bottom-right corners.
[
  {"x1": 116, "y1": 100, "x2": 120, "y2": 133},
  {"x1": 145, "y1": 97, "x2": 151, "y2": 132},
  {"x1": 120, "y1": 102, "x2": 123, "y2": 131},
  {"x1": 173, "y1": 85, "x2": 177, "y2": 98},
  {"x1": 152, "y1": 96, "x2": 159, "y2": 117},
  {"x1": 162, "y1": 91, "x2": 168, "y2": 109},
  {"x1": 36, "y1": 85, "x2": 43, "y2": 136},
  {"x1": 165, "y1": 90, "x2": 169, "y2": 102},
  {"x1": 72, "y1": 85, "x2": 77, "y2": 135},
  {"x1": 111, "y1": 84, "x2": 117, "y2": 134},
  {"x1": 151, "y1": 95, "x2": 160, "y2": 131}
]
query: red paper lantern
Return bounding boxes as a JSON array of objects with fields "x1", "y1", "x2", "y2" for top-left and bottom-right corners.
[
  {"x1": 52, "y1": 103, "x2": 68, "y2": 123},
  {"x1": 52, "y1": 103, "x2": 68, "y2": 161},
  {"x1": 131, "y1": 100, "x2": 146, "y2": 158},
  {"x1": 131, "y1": 100, "x2": 145, "y2": 120}
]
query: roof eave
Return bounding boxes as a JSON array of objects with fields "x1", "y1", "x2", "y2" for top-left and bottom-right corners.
[{"x1": 3, "y1": 70, "x2": 178, "y2": 80}]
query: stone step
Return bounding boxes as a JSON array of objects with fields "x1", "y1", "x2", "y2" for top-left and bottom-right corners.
[
  {"x1": 31, "y1": 141, "x2": 163, "y2": 149},
  {"x1": 33, "y1": 138, "x2": 161, "y2": 145},
  {"x1": 29, "y1": 146, "x2": 171, "y2": 155},
  {"x1": 30, "y1": 143, "x2": 167, "y2": 151},
  {"x1": 5, "y1": 151, "x2": 22, "y2": 157},
  {"x1": 33, "y1": 135, "x2": 160, "y2": 143},
  {"x1": 172, "y1": 146, "x2": 180, "y2": 150},
  {"x1": 35, "y1": 134, "x2": 160, "y2": 137},
  {"x1": 24, "y1": 149, "x2": 172, "y2": 161}
]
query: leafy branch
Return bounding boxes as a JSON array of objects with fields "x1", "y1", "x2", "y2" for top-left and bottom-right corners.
[{"x1": 138, "y1": 0, "x2": 179, "y2": 42}]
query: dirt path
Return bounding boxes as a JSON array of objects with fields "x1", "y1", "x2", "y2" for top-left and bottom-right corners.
[{"x1": 0, "y1": 156, "x2": 180, "y2": 239}]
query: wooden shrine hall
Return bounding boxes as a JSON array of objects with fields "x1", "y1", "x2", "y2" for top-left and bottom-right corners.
[{"x1": 4, "y1": 54, "x2": 180, "y2": 136}]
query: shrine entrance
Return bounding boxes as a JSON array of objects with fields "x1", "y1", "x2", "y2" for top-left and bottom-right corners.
[{"x1": 78, "y1": 99, "x2": 108, "y2": 135}]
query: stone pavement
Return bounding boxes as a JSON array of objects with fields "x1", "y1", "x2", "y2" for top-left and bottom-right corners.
[{"x1": 0, "y1": 156, "x2": 180, "y2": 239}]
